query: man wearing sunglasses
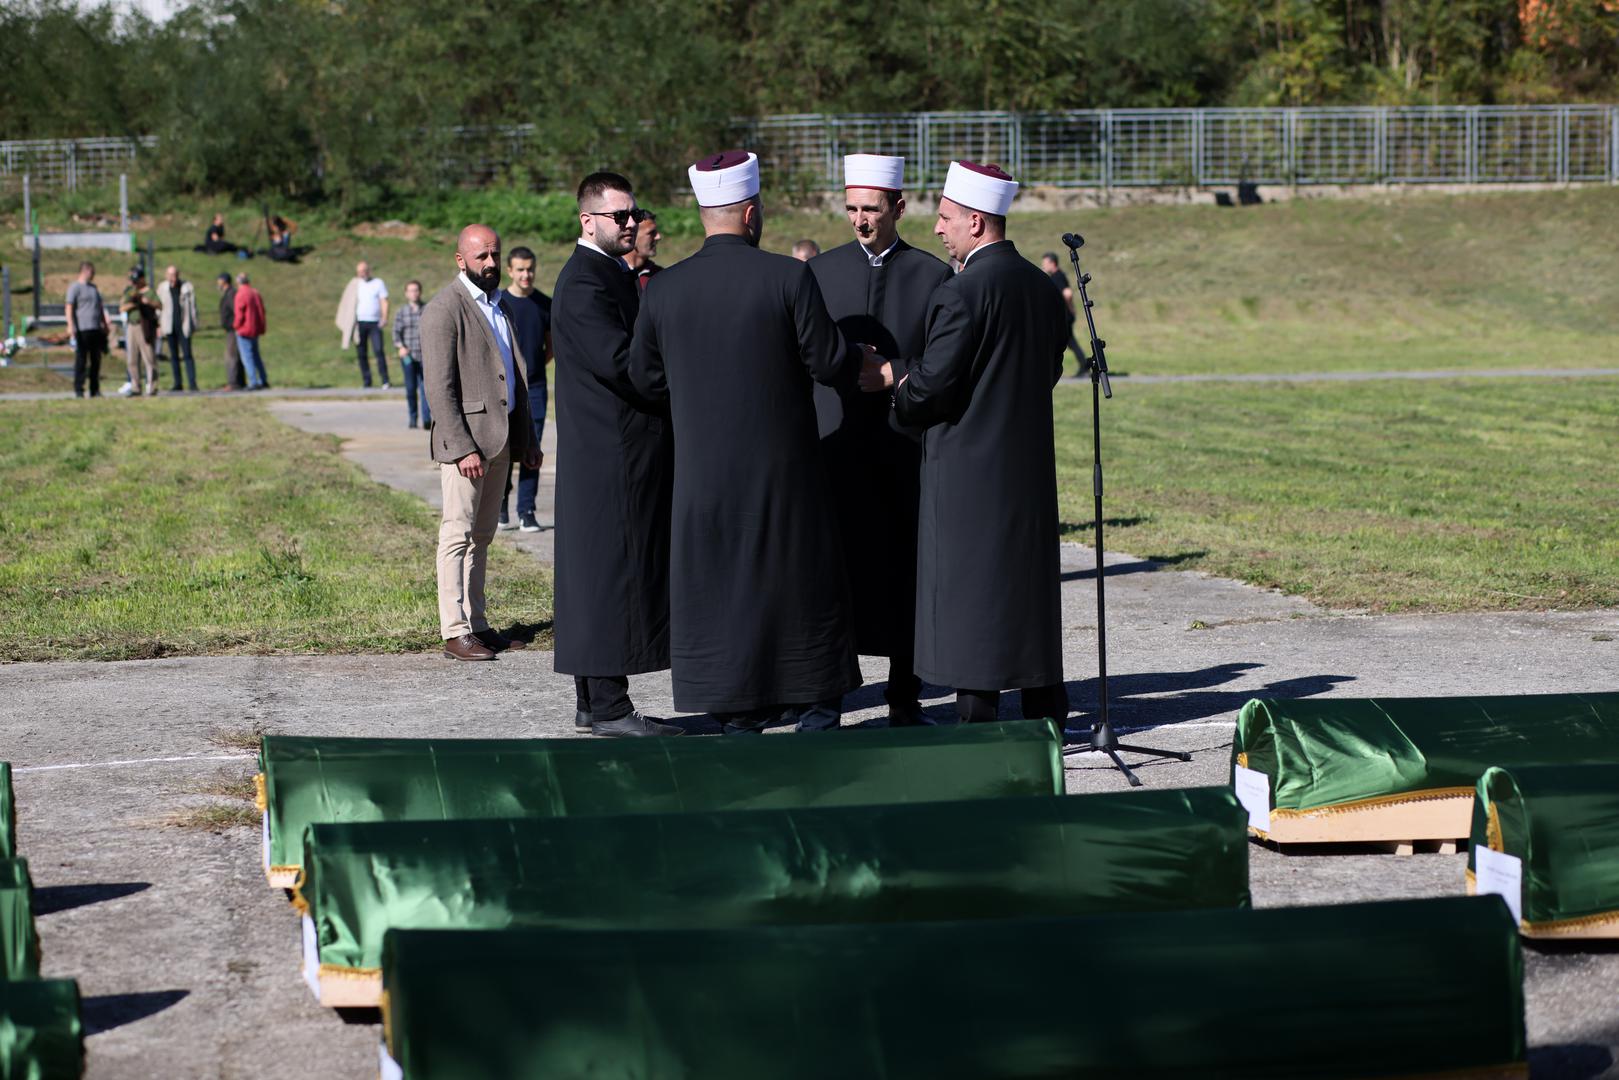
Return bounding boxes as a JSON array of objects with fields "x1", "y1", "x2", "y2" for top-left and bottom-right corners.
[{"x1": 550, "y1": 172, "x2": 681, "y2": 738}]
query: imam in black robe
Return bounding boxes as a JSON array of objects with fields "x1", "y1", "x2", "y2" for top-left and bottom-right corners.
[
  {"x1": 892, "y1": 240, "x2": 1067, "y2": 695},
  {"x1": 550, "y1": 243, "x2": 673, "y2": 678},
  {"x1": 627, "y1": 233, "x2": 862, "y2": 715},
  {"x1": 808, "y1": 237, "x2": 952, "y2": 706}
]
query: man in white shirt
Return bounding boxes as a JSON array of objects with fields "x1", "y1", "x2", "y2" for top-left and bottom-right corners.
[
  {"x1": 353, "y1": 261, "x2": 392, "y2": 389},
  {"x1": 421, "y1": 226, "x2": 540, "y2": 662}
]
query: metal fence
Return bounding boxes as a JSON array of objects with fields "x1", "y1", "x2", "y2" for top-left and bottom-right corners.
[
  {"x1": 5, "y1": 106, "x2": 1616, "y2": 192},
  {"x1": 0, "y1": 136, "x2": 158, "y2": 192},
  {"x1": 738, "y1": 105, "x2": 1619, "y2": 190}
]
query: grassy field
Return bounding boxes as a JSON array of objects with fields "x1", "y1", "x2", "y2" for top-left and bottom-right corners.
[
  {"x1": 5, "y1": 186, "x2": 1616, "y2": 388},
  {"x1": 1, "y1": 187, "x2": 1614, "y2": 658},
  {"x1": 0, "y1": 398, "x2": 552, "y2": 661},
  {"x1": 1056, "y1": 375, "x2": 1619, "y2": 612}
]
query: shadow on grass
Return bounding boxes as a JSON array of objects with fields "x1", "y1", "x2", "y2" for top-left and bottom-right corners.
[
  {"x1": 83, "y1": 989, "x2": 189, "y2": 1035},
  {"x1": 34, "y1": 882, "x2": 150, "y2": 916}
]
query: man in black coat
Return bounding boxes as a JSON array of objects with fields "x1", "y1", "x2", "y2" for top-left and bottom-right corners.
[
  {"x1": 809, "y1": 154, "x2": 951, "y2": 726},
  {"x1": 628, "y1": 150, "x2": 865, "y2": 734},
  {"x1": 551, "y1": 172, "x2": 681, "y2": 738},
  {"x1": 869, "y1": 161, "x2": 1069, "y2": 724}
]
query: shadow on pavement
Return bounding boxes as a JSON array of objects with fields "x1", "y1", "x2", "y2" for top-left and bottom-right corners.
[
  {"x1": 34, "y1": 882, "x2": 151, "y2": 916},
  {"x1": 1063, "y1": 663, "x2": 1356, "y2": 728},
  {"x1": 1528, "y1": 1044, "x2": 1614, "y2": 1078},
  {"x1": 83, "y1": 990, "x2": 189, "y2": 1036}
]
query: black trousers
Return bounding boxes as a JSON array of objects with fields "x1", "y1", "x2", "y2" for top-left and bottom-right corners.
[
  {"x1": 355, "y1": 321, "x2": 389, "y2": 387},
  {"x1": 957, "y1": 684, "x2": 1069, "y2": 725},
  {"x1": 166, "y1": 332, "x2": 197, "y2": 391},
  {"x1": 718, "y1": 697, "x2": 841, "y2": 735},
  {"x1": 884, "y1": 654, "x2": 923, "y2": 722},
  {"x1": 72, "y1": 330, "x2": 106, "y2": 397},
  {"x1": 574, "y1": 675, "x2": 633, "y2": 723}
]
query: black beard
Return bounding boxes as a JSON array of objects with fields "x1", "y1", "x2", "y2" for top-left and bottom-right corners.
[{"x1": 467, "y1": 264, "x2": 500, "y2": 291}]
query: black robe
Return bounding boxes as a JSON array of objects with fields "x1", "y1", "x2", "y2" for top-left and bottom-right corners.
[
  {"x1": 550, "y1": 244, "x2": 673, "y2": 677},
  {"x1": 627, "y1": 233, "x2": 862, "y2": 713},
  {"x1": 892, "y1": 241, "x2": 1067, "y2": 691},
  {"x1": 809, "y1": 238, "x2": 952, "y2": 660}
]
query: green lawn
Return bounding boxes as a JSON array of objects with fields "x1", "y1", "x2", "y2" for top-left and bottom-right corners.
[
  {"x1": 2, "y1": 188, "x2": 1614, "y2": 659},
  {"x1": 0, "y1": 398, "x2": 552, "y2": 660},
  {"x1": 6, "y1": 185, "x2": 1617, "y2": 387},
  {"x1": 1057, "y1": 375, "x2": 1619, "y2": 611}
]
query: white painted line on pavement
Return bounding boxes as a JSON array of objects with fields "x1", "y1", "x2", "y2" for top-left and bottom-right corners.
[{"x1": 14, "y1": 753, "x2": 256, "y2": 774}]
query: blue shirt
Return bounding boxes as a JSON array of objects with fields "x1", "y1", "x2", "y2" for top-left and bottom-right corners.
[
  {"x1": 459, "y1": 273, "x2": 518, "y2": 415},
  {"x1": 500, "y1": 289, "x2": 551, "y2": 383}
]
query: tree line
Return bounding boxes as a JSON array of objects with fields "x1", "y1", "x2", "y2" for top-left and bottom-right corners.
[{"x1": 2, "y1": 0, "x2": 1614, "y2": 206}]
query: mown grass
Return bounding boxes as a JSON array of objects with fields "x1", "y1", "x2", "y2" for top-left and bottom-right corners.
[
  {"x1": 0, "y1": 398, "x2": 552, "y2": 660},
  {"x1": 6, "y1": 185, "x2": 1617, "y2": 387},
  {"x1": 1056, "y1": 375, "x2": 1619, "y2": 611}
]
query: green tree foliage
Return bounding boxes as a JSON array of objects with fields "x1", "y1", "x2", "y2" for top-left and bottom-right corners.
[{"x1": 1, "y1": 0, "x2": 1613, "y2": 205}]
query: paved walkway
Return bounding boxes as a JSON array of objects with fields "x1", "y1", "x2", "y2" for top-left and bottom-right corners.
[{"x1": 0, "y1": 396, "x2": 1615, "y2": 1076}]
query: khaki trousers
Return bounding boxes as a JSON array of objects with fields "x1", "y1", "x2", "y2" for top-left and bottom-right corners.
[
  {"x1": 436, "y1": 445, "x2": 512, "y2": 639},
  {"x1": 126, "y1": 321, "x2": 158, "y2": 394}
]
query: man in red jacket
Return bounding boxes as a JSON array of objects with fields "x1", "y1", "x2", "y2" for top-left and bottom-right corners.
[{"x1": 232, "y1": 272, "x2": 270, "y2": 390}]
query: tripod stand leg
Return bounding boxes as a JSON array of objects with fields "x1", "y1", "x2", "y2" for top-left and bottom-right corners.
[
  {"x1": 1105, "y1": 748, "x2": 1143, "y2": 788},
  {"x1": 1113, "y1": 742, "x2": 1192, "y2": 763}
]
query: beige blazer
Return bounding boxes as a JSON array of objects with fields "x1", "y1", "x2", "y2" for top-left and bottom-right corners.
[
  {"x1": 335, "y1": 278, "x2": 360, "y2": 348},
  {"x1": 421, "y1": 278, "x2": 535, "y2": 465},
  {"x1": 156, "y1": 279, "x2": 199, "y2": 337}
]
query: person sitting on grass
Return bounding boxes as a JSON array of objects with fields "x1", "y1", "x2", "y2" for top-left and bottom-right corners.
[
  {"x1": 268, "y1": 216, "x2": 297, "y2": 263},
  {"x1": 196, "y1": 214, "x2": 237, "y2": 255}
]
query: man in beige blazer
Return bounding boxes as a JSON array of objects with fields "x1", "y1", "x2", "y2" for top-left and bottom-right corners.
[{"x1": 423, "y1": 224, "x2": 541, "y2": 661}]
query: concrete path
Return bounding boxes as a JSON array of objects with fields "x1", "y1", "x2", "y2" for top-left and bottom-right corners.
[{"x1": 1, "y1": 397, "x2": 1616, "y2": 1076}]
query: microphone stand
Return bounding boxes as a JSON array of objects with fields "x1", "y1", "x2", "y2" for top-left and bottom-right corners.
[{"x1": 1059, "y1": 233, "x2": 1190, "y2": 786}]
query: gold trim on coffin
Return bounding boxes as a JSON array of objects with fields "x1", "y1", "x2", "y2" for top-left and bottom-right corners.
[
  {"x1": 254, "y1": 772, "x2": 268, "y2": 812},
  {"x1": 1464, "y1": 867, "x2": 1619, "y2": 939},
  {"x1": 317, "y1": 963, "x2": 383, "y2": 1008}
]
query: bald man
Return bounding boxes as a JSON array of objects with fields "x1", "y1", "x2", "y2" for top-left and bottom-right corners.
[{"x1": 422, "y1": 224, "x2": 541, "y2": 661}]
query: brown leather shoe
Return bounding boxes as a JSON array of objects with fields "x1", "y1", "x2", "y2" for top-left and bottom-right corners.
[
  {"x1": 443, "y1": 633, "x2": 496, "y2": 661},
  {"x1": 473, "y1": 630, "x2": 526, "y2": 652}
]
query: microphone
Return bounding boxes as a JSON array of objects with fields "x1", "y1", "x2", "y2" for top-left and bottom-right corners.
[{"x1": 1062, "y1": 233, "x2": 1085, "y2": 250}]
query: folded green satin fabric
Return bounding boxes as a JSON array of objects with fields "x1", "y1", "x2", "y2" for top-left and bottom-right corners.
[
  {"x1": 0, "y1": 762, "x2": 14, "y2": 860},
  {"x1": 1233, "y1": 693, "x2": 1619, "y2": 811},
  {"x1": 1469, "y1": 764, "x2": 1619, "y2": 930},
  {"x1": 0, "y1": 979, "x2": 83, "y2": 1080},
  {"x1": 302, "y1": 787, "x2": 1249, "y2": 976},
  {"x1": 261, "y1": 720, "x2": 1063, "y2": 878},
  {"x1": 0, "y1": 858, "x2": 39, "y2": 980},
  {"x1": 381, "y1": 896, "x2": 1525, "y2": 1080}
]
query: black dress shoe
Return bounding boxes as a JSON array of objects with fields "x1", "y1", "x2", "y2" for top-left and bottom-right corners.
[
  {"x1": 574, "y1": 709, "x2": 592, "y2": 732},
  {"x1": 473, "y1": 629, "x2": 525, "y2": 653},
  {"x1": 592, "y1": 712, "x2": 683, "y2": 738}
]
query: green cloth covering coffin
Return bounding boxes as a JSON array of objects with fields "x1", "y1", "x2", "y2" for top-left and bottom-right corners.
[
  {"x1": 258, "y1": 721, "x2": 1063, "y2": 884},
  {"x1": 299, "y1": 788, "x2": 1249, "y2": 989},
  {"x1": 1233, "y1": 692, "x2": 1619, "y2": 817},
  {"x1": 1468, "y1": 763, "x2": 1619, "y2": 936},
  {"x1": 380, "y1": 896, "x2": 1526, "y2": 1080},
  {"x1": 0, "y1": 979, "x2": 83, "y2": 1080},
  {"x1": 0, "y1": 859, "x2": 39, "y2": 980},
  {"x1": 0, "y1": 762, "x2": 14, "y2": 861}
]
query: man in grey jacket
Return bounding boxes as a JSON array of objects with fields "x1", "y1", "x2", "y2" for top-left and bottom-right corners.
[
  {"x1": 422, "y1": 224, "x2": 541, "y2": 661},
  {"x1": 157, "y1": 265, "x2": 200, "y2": 392}
]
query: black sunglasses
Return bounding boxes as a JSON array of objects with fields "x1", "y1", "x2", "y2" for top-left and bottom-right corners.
[{"x1": 588, "y1": 208, "x2": 650, "y2": 227}]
